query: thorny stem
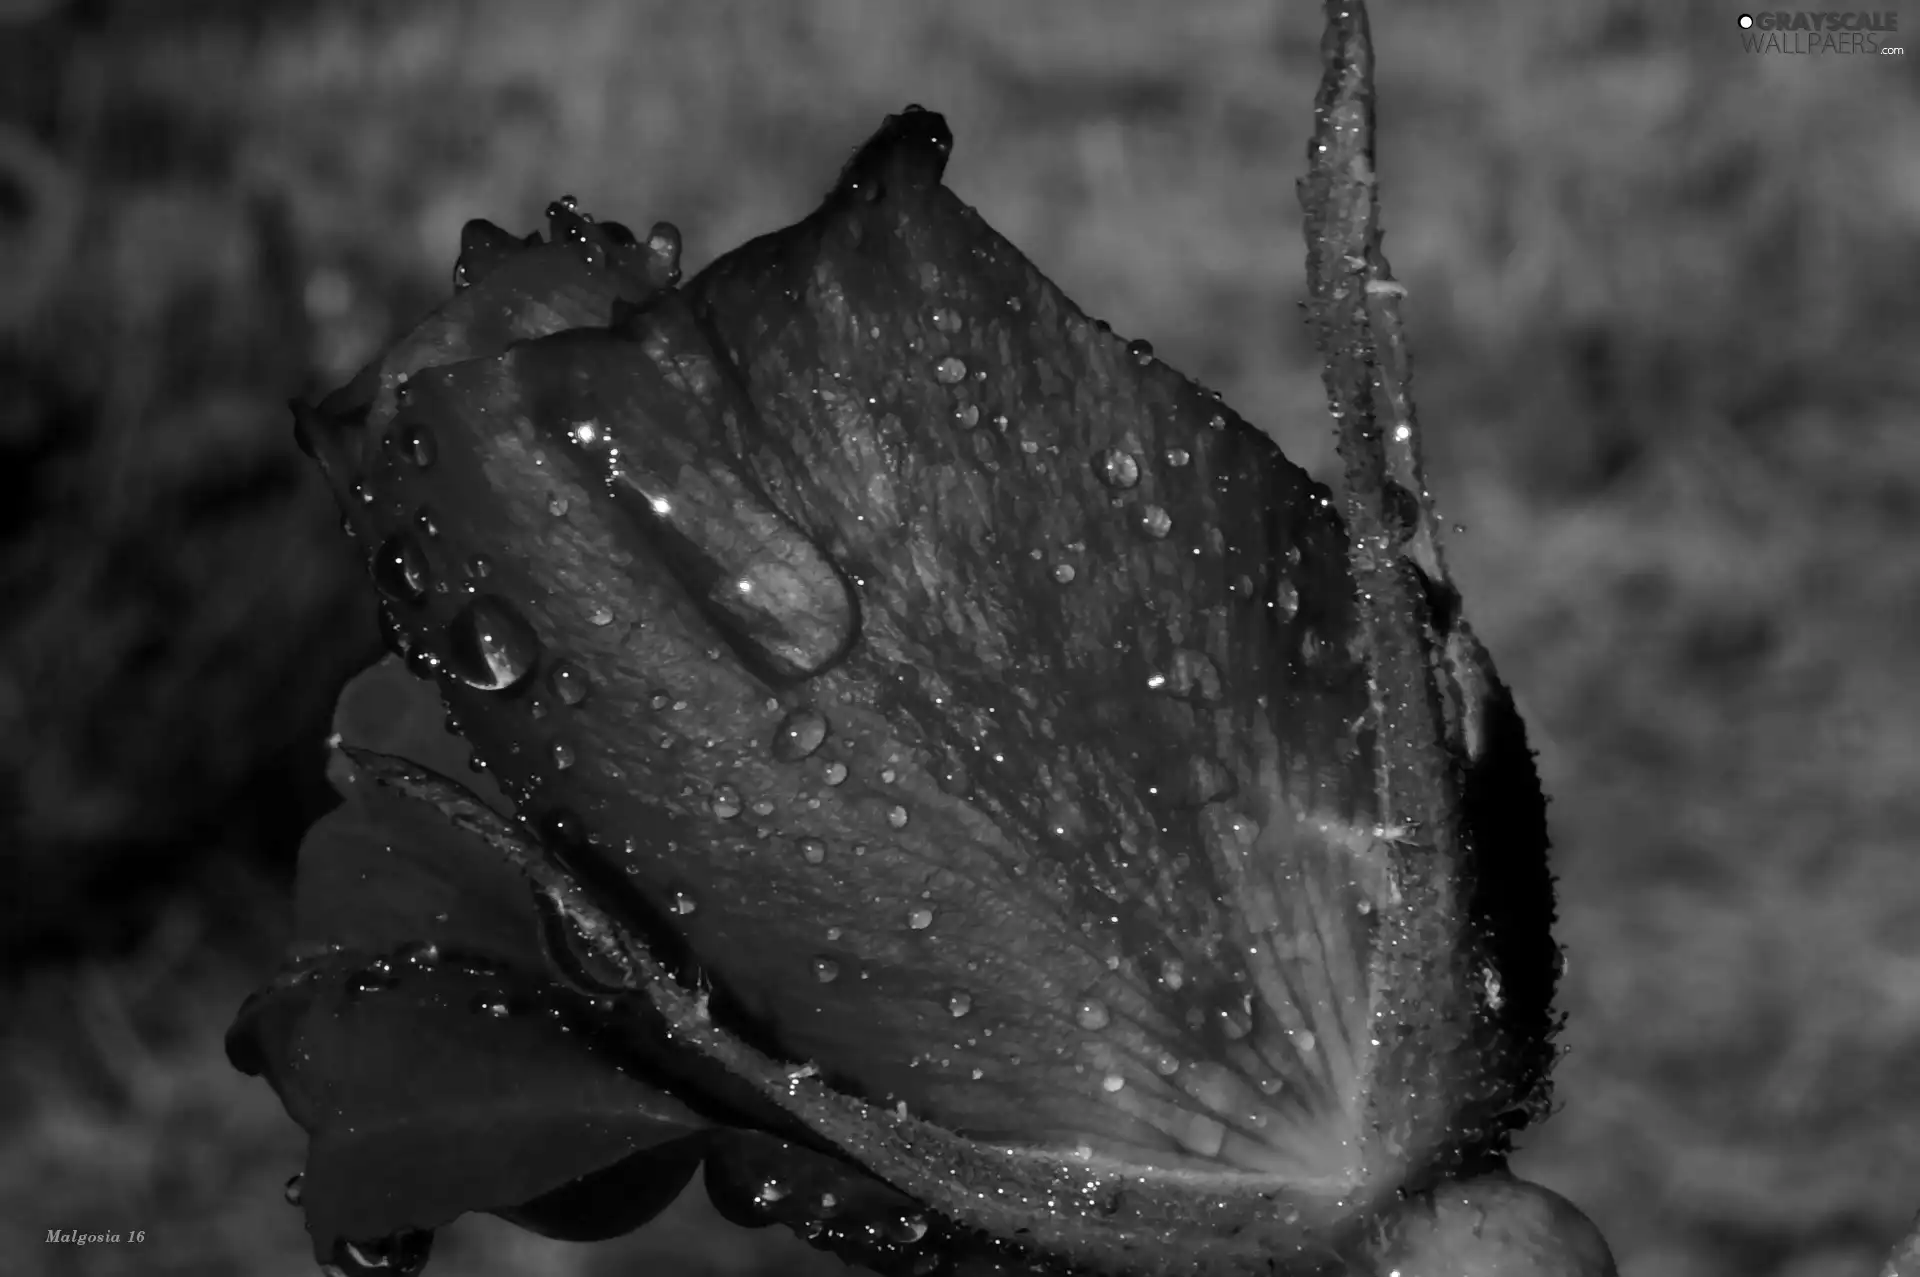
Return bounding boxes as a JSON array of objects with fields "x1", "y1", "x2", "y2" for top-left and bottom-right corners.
[{"x1": 1298, "y1": 0, "x2": 1455, "y2": 840}]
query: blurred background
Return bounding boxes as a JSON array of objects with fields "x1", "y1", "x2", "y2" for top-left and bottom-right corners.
[{"x1": 2, "y1": 1, "x2": 1915, "y2": 1274}]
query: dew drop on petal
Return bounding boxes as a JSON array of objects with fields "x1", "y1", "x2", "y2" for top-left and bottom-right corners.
[
  {"x1": 372, "y1": 533, "x2": 431, "y2": 605},
  {"x1": 1274, "y1": 579, "x2": 1301, "y2": 620},
  {"x1": 934, "y1": 356, "x2": 967, "y2": 384},
  {"x1": 799, "y1": 838, "x2": 827, "y2": 865},
  {"x1": 1052, "y1": 563, "x2": 1076, "y2": 584},
  {"x1": 1138, "y1": 505, "x2": 1173, "y2": 539},
  {"x1": 550, "y1": 742, "x2": 575, "y2": 770},
  {"x1": 673, "y1": 891, "x2": 698, "y2": 916},
  {"x1": 812, "y1": 957, "x2": 840, "y2": 984},
  {"x1": 283, "y1": 1173, "x2": 304, "y2": 1206},
  {"x1": 446, "y1": 596, "x2": 539, "y2": 691},
  {"x1": 1094, "y1": 448, "x2": 1140, "y2": 489},
  {"x1": 772, "y1": 708, "x2": 829, "y2": 762},
  {"x1": 947, "y1": 990, "x2": 973, "y2": 1018},
  {"x1": 907, "y1": 906, "x2": 934, "y2": 930},
  {"x1": 822, "y1": 760, "x2": 849, "y2": 786},
  {"x1": 1074, "y1": 998, "x2": 1111, "y2": 1031},
  {"x1": 547, "y1": 660, "x2": 590, "y2": 706},
  {"x1": 386, "y1": 420, "x2": 437, "y2": 469},
  {"x1": 1165, "y1": 447, "x2": 1191, "y2": 468},
  {"x1": 1126, "y1": 338, "x2": 1154, "y2": 365},
  {"x1": 1207, "y1": 412, "x2": 1226, "y2": 431},
  {"x1": 1102, "y1": 1073, "x2": 1126, "y2": 1093},
  {"x1": 587, "y1": 603, "x2": 614, "y2": 627},
  {"x1": 887, "y1": 805, "x2": 910, "y2": 829},
  {"x1": 955, "y1": 402, "x2": 980, "y2": 428},
  {"x1": 465, "y1": 553, "x2": 493, "y2": 579},
  {"x1": 711, "y1": 786, "x2": 743, "y2": 819},
  {"x1": 883, "y1": 1214, "x2": 930, "y2": 1245}
]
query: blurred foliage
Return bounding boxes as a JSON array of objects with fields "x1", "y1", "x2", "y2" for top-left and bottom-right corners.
[{"x1": 1, "y1": 1, "x2": 1916, "y2": 1274}]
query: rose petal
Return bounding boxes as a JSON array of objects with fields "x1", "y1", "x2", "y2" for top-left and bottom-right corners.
[{"x1": 228, "y1": 950, "x2": 710, "y2": 1264}]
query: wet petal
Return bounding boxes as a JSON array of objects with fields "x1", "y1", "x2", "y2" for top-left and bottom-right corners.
[{"x1": 229, "y1": 951, "x2": 709, "y2": 1265}]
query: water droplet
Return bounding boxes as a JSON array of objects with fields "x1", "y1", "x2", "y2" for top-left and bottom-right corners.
[
  {"x1": 548, "y1": 493, "x2": 570, "y2": 517},
  {"x1": 1126, "y1": 338, "x2": 1154, "y2": 365},
  {"x1": 883, "y1": 1213, "x2": 930, "y2": 1245},
  {"x1": 711, "y1": 786, "x2": 743, "y2": 819},
  {"x1": 772, "y1": 708, "x2": 829, "y2": 762},
  {"x1": 372, "y1": 533, "x2": 431, "y2": 604},
  {"x1": 1165, "y1": 447, "x2": 1191, "y2": 468},
  {"x1": 330, "y1": 1231, "x2": 434, "y2": 1277},
  {"x1": 1094, "y1": 448, "x2": 1141, "y2": 489},
  {"x1": 1102, "y1": 1073, "x2": 1126, "y2": 1093},
  {"x1": 756, "y1": 1177, "x2": 790, "y2": 1206},
  {"x1": 1274, "y1": 580, "x2": 1300, "y2": 620},
  {"x1": 414, "y1": 507, "x2": 440, "y2": 539},
  {"x1": 550, "y1": 742, "x2": 575, "y2": 770},
  {"x1": 1006, "y1": 296, "x2": 1023, "y2": 313},
  {"x1": 799, "y1": 838, "x2": 827, "y2": 865},
  {"x1": 388, "y1": 421, "x2": 437, "y2": 468},
  {"x1": 673, "y1": 891, "x2": 698, "y2": 916},
  {"x1": 1074, "y1": 998, "x2": 1111, "y2": 1030},
  {"x1": 1207, "y1": 412, "x2": 1226, "y2": 431},
  {"x1": 936, "y1": 759, "x2": 971, "y2": 796},
  {"x1": 907, "y1": 906, "x2": 934, "y2": 930},
  {"x1": 1160, "y1": 958, "x2": 1186, "y2": 991},
  {"x1": 470, "y1": 994, "x2": 511, "y2": 1019},
  {"x1": 1291, "y1": 1028, "x2": 1318, "y2": 1053},
  {"x1": 991, "y1": 413, "x2": 1009, "y2": 431},
  {"x1": 879, "y1": 767, "x2": 897, "y2": 784},
  {"x1": 284, "y1": 1173, "x2": 304, "y2": 1206},
  {"x1": 547, "y1": 661, "x2": 590, "y2": 705},
  {"x1": 823, "y1": 760, "x2": 849, "y2": 786},
  {"x1": 446, "y1": 596, "x2": 540, "y2": 691},
  {"x1": 587, "y1": 603, "x2": 614, "y2": 626},
  {"x1": 932, "y1": 308, "x2": 962, "y2": 334},
  {"x1": 466, "y1": 553, "x2": 493, "y2": 579},
  {"x1": 887, "y1": 804, "x2": 909, "y2": 829},
  {"x1": 934, "y1": 356, "x2": 967, "y2": 384},
  {"x1": 649, "y1": 691, "x2": 671, "y2": 710},
  {"x1": 947, "y1": 990, "x2": 973, "y2": 1018},
  {"x1": 1138, "y1": 505, "x2": 1172, "y2": 539},
  {"x1": 955, "y1": 402, "x2": 980, "y2": 428},
  {"x1": 1052, "y1": 563, "x2": 1076, "y2": 583},
  {"x1": 812, "y1": 957, "x2": 840, "y2": 984},
  {"x1": 1226, "y1": 812, "x2": 1260, "y2": 846}
]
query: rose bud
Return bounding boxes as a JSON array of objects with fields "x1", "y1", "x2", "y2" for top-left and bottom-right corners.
[{"x1": 231, "y1": 97, "x2": 1611, "y2": 1277}]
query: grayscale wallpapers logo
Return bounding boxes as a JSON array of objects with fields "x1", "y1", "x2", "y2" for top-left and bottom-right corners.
[{"x1": 1738, "y1": 11, "x2": 1904, "y2": 53}]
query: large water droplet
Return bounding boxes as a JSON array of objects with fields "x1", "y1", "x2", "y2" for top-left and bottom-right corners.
[
  {"x1": 887, "y1": 805, "x2": 909, "y2": 829},
  {"x1": 1138, "y1": 505, "x2": 1172, "y2": 539},
  {"x1": 329, "y1": 1230, "x2": 434, "y2": 1277},
  {"x1": 1052, "y1": 563, "x2": 1076, "y2": 583},
  {"x1": 883, "y1": 1213, "x2": 930, "y2": 1245},
  {"x1": 446, "y1": 596, "x2": 539, "y2": 691},
  {"x1": 822, "y1": 760, "x2": 849, "y2": 786},
  {"x1": 1165, "y1": 447, "x2": 1191, "y2": 468},
  {"x1": 711, "y1": 786, "x2": 743, "y2": 819},
  {"x1": 772, "y1": 708, "x2": 829, "y2": 762},
  {"x1": 1126, "y1": 338, "x2": 1154, "y2": 365},
  {"x1": 812, "y1": 957, "x2": 841, "y2": 984},
  {"x1": 947, "y1": 990, "x2": 973, "y2": 1018},
  {"x1": 372, "y1": 533, "x2": 431, "y2": 604},
  {"x1": 547, "y1": 660, "x2": 590, "y2": 705},
  {"x1": 550, "y1": 742, "x2": 575, "y2": 770},
  {"x1": 1075, "y1": 998, "x2": 1111, "y2": 1031},
  {"x1": 1094, "y1": 448, "x2": 1141, "y2": 489},
  {"x1": 936, "y1": 759, "x2": 971, "y2": 796},
  {"x1": 673, "y1": 891, "x2": 698, "y2": 916},
  {"x1": 799, "y1": 837, "x2": 827, "y2": 865},
  {"x1": 906, "y1": 906, "x2": 934, "y2": 930},
  {"x1": 934, "y1": 357, "x2": 967, "y2": 385}
]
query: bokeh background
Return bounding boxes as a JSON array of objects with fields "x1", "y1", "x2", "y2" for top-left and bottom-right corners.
[{"x1": 3, "y1": 1, "x2": 1916, "y2": 1274}]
